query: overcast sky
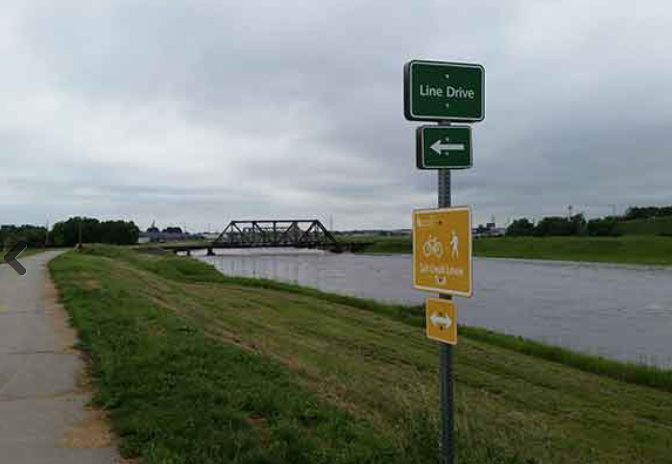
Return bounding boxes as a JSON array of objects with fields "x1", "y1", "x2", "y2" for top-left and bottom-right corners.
[{"x1": 1, "y1": 0, "x2": 671, "y2": 231}]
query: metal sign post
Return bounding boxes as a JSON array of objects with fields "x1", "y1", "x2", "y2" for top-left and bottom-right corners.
[
  {"x1": 405, "y1": 59, "x2": 484, "y2": 464},
  {"x1": 438, "y1": 155, "x2": 454, "y2": 464}
]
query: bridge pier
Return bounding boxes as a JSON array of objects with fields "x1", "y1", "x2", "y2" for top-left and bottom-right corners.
[{"x1": 207, "y1": 247, "x2": 215, "y2": 256}]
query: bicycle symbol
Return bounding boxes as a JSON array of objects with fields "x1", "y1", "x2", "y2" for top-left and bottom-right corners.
[{"x1": 423, "y1": 235, "x2": 444, "y2": 259}]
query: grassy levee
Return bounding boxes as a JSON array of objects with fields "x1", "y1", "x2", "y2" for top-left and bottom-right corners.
[
  {"x1": 51, "y1": 252, "x2": 421, "y2": 464},
  {"x1": 181, "y1": 273, "x2": 672, "y2": 393},
  {"x1": 50, "y1": 246, "x2": 672, "y2": 463},
  {"x1": 345, "y1": 236, "x2": 413, "y2": 254},
  {"x1": 457, "y1": 325, "x2": 672, "y2": 392},
  {"x1": 615, "y1": 216, "x2": 672, "y2": 236},
  {"x1": 474, "y1": 236, "x2": 672, "y2": 265},
  {"x1": 155, "y1": 254, "x2": 672, "y2": 391},
  {"x1": 353, "y1": 235, "x2": 672, "y2": 266}
]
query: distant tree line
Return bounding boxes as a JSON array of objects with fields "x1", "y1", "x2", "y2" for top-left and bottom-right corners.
[
  {"x1": 623, "y1": 206, "x2": 672, "y2": 220},
  {"x1": 507, "y1": 205, "x2": 672, "y2": 238},
  {"x1": 2, "y1": 218, "x2": 140, "y2": 248},
  {"x1": 507, "y1": 214, "x2": 621, "y2": 237},
  {"x1": 1, "y1": 225, "x2": 48, "y2": 248},
  {"x1": 51, "y1": 217, "x2": 139, "y2": 246}
]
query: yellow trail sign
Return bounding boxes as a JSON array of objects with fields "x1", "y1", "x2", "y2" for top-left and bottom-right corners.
[
  {"x1": 425, "y1": 298, "x2": 458, "y2": 345},
  {"x1": 413, "y1": 206, "x2": 472, "y2": 297}
]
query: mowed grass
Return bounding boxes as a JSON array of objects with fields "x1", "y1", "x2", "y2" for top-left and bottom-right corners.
[
  {"x1": 345, "y1": 236, "x2": 413, "y2": 254},
  {"x1": 474, "y1": 236, "x2": 672, "y2": 265},
  {"x1": 615, "y1": 216, "x2": 672, "y2": 236},
  {"x1": 50, "y1": 247, "x2": 672, "y2": 463},
  {"x1": 51, "y1": 253, "x2": 413, "y2": 464},
  {"x1": 172, "y1": 272, "x2": 672, "y2": 393},
  {"x1": 354, "y1": 235, "x2": 672, "y2": 266}
]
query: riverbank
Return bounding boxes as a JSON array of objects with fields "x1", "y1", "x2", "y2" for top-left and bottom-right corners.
[
  {"x1": 353, "y1": 235, "x2": 672, "y2": 265},
  {"x1": 50, "y1": 246, "x2": 672, "y2": 463}
]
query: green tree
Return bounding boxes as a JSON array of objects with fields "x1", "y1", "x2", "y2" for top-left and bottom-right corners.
[
  {"x1": 534, "y1": 215, "x2": 586, "y2": 236},
  {"x1": 51, "y1": 217, "x2": 139, "y2": 246},
  {"x1": 624, "y1": 206, "x2": 672, "y2": 220},
  {"x1": 588, "y1": 217, "x2": 621, "y2": 237},
  {"x1": 506, "y1": 218, "x2": 535, "y2": 236},
  {"x1": 99, "y1": 220, "x2": 140, "y2": 244},
  {"x1": 0, "y1": 224, "x2": 47, "y2": 248}
]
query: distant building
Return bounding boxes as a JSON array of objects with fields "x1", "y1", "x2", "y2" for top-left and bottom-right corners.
[
  {"x1": 201, "y1": 232, "x2": 221, "y2": 241},
  {"x1": 473, "y1": 222, "x2": 506, "y2": 238},
  {"x1": 389, "y1": 229, "x2": 412, "y2": 236},
  {"x1": 147, "y1": 220, "x2": 160, "y2": 234},
  {"x1": 138, "y1": 221, "x2": 204, "y2": 243}
]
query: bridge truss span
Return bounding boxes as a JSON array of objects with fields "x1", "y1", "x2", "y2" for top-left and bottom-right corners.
[{"x1": 214, "y1": 220, "x2": 338, "y2": 249}]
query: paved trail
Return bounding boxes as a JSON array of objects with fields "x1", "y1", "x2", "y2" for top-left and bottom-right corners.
[{"x1": 0, "y1": 251, "x2": 120, "y2": 463}]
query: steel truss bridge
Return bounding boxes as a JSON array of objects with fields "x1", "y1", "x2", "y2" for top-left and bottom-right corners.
[{"x1": 161, "y1": 220, "x2": 370, "y2": 255}]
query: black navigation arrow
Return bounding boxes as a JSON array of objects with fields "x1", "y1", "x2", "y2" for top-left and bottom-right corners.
[{"x1": 4, "y1": 241, "x2": 27, "y2": 275}]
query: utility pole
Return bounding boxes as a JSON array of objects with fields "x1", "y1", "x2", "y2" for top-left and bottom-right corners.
[{"x1": 78, "y1": 219, "x2": 83, "y2": 250}]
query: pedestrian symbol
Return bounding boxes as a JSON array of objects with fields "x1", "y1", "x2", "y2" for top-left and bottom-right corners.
[{"x1": 451, "y1": 230, "x2": 459, "y2": 259}]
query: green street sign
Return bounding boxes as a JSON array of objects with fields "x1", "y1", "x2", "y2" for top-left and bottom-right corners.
[
  {"x1": 416, "y1": 126, "x2": 472, "y2": 169},
  {"x1": 404, "y1": 60, "x2": 485, "y2": 122}
]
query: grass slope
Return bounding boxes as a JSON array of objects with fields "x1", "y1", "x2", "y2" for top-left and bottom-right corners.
[
  {"x1": 616, "y1": 216, "x2": 672, "y2": 236},
  {"x1": 474, "y1": 236, "x2": 672, "y2": 265},
  {"x1": 354, "y1": 235, "x2": 672, "y2": 266},
  {"x1": 50, "y1": 247, "x2": 672, "y2": 463},
  {"x1": 51, "y1": 253, "x2": 415, "y2": 464},
  {"x1": 346, "y1": 236, "x2": 413, "y2": 254},
  {"x1": 178, "y1": 272, "x2": 672, "y2": 394}
]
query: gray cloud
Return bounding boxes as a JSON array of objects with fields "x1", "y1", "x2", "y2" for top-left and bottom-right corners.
[{"x1": 1, "y1": 0, "x2": 671, "y2": 231}]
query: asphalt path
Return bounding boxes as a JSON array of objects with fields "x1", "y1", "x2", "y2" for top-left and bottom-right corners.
[{"x1": 0, "y1": 251, "x2": 120, "y2": 463}]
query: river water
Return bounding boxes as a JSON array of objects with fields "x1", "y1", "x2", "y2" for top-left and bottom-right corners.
[{"x1": 197, "y1": 249, "x2": 672, "y2": 368}]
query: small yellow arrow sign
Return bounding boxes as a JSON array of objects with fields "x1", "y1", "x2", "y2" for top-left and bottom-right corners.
[{"x1": 425, "y1": 298, "x2": 457, "y2": 345}]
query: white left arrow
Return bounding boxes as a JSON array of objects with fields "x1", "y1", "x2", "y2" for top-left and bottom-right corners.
[
  {"x1": 430, "y1": 313, "x2": 453, "y2": 329},
  {"x1": 430, "y1": 138, "x2": 465, "y2": 155}
]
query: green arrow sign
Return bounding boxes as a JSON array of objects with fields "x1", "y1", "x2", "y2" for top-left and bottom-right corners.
[
  {"x1": 417, "y1": 126, "x2": 472, "y2": 169},
  {"x1": 404, "y1": 60, "x2": 485, "y2": 122}
]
